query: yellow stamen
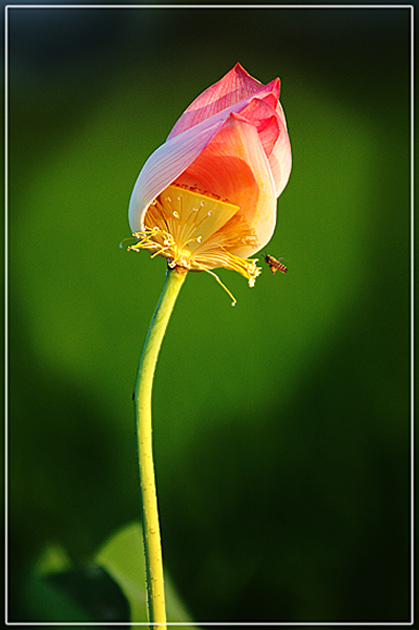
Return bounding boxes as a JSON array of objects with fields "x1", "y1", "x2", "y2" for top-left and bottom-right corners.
[
  {"x1": 128, "y1": 184, "x2": 262, "y2": 303},
  {"x1": 198, "y1": 267, "x2": 238, "y2": 307}
]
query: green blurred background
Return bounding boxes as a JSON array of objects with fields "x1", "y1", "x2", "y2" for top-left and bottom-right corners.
[{"x1": 7, "y1": 2, "x2": 411, "y2": 624}]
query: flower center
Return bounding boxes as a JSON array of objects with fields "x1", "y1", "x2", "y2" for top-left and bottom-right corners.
[
  {"x1": 128, "y1": 184, "x2": 262, "y2": 305},
  {"x1": 147, "y1": 185, "x2": 241, "y2": 255}
]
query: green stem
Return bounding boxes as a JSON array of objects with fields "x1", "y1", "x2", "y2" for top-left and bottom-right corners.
[{"x1": 134, "y1": 266, "x2": 187, "y2": 629}]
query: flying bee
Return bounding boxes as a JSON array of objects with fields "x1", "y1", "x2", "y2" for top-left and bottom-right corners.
[{"x1": 264, "y1": 254, "x2": 288, "y2": 274}]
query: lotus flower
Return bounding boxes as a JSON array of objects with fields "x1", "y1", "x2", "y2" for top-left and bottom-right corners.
[{"x1": 128, "y1": 63, "x2": 291, "y2": 301}]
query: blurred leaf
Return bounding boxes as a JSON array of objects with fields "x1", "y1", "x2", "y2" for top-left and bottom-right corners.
[
  {"x1": 23, "y1": 544, "x2": 129, "y2": 623},
  {"x1": 34, "y1": 543, "x2": 72, "y2": 574},
  {"x1": 96, "y1": 521, "x2": 195, "y2": 624},
  {"x1": 23, "y1": 522, "x2": 193, "y2": 624},
  {"x1": 45, "y1": 566, "x2": 130, "y2": 622},
  {"x1": 23, "y1": 571, "x2": 96, "y2": 623}
]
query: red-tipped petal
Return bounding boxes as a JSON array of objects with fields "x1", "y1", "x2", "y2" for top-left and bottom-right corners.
[{"x1": 168, "y1": 64, "x2": 280, "y2": 139}]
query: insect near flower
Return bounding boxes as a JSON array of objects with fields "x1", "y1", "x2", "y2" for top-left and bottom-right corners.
[
  {"x1": 127, "y1": 63, "x2": 292, "y2": 304},
  {"x1": 265, "y1": 254, "x2": 288, "y2": 274}
]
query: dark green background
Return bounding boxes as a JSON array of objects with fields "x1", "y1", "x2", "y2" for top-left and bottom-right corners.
[{"x1": 7, "y1": 2, "x2": 411, "y2": 623}]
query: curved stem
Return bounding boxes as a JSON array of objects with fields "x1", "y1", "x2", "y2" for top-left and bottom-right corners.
[{"x1": 134, "y1": 266, "x2": 187, "y2": 629}]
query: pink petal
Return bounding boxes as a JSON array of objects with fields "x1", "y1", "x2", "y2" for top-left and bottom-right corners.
[
  {"x1": 168, "y1": 63, "x2": 280, "y2": 139},
  {"x1": 234, "y1": 98, "x2": 280, "y2": 159},
  {"x1": 174, "y1": 113, "x2": 277, "y2": 257}
]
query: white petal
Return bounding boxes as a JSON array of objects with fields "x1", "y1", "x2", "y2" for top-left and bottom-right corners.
[
  {"x1": 269, "y1": 101, "x2": 292, "y2": 197},
  {"x1": 128, "y1": 117, "x2": 224, "y2": 233}
]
